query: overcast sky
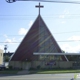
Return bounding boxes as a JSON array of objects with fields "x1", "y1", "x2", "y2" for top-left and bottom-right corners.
[{"x1": 1, "y1": 0, "x2": 80, "y2": 53}]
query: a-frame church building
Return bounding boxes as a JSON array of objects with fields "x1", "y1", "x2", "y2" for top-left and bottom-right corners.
[{"x1": 9, "y1": 3, "x2": 69, "y2": 70}]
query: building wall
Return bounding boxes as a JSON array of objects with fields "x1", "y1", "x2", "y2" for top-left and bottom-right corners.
[
  {"x1": 9, "y1": 61, "x2": 74, "y2": 70},
  {"x1": 0, "y1": 49, "x2": 3, "y2": 65},
  {"x1": 59, "y1": 61, "x2": 73, "y2": 68},
  {"x1": 31, "y1": 61, "x2": 73, "y2": 69},
  {"x1": 9, "y1": 61, "x2": 31, "y2": 70}
]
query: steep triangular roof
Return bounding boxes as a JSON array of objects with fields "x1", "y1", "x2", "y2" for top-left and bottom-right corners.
[{"x1": 11, "y1": 15, "x2": 67, "y2": 61}]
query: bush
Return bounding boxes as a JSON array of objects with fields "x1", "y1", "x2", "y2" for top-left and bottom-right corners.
[
  {"x1": 37, "y1": 65, "x2": 40, "y2": 69},
  {"x1": 29, "y1": 67, "x2": 36, "y2": 70},
  {"x1": 9, "y1": 66, "x2": 12, "y2": 69}
]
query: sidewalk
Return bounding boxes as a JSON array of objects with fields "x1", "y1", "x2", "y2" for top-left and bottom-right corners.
[{"x1": 17, "y1": 70, "x2": 30, "y2": 75}]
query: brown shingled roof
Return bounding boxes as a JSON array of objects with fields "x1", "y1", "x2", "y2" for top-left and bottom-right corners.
[{"x1": 11, "y1": 15, "x2": 67, "y2": 61}]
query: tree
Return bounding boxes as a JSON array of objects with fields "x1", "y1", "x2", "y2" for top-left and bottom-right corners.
[{"x1": 4, "y1": 56, "x2": 10, "y2": 62}]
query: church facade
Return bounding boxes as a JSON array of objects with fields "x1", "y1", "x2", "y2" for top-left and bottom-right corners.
[{"x1": 9, "y1": 3, "x2": 69, "y2": 70}]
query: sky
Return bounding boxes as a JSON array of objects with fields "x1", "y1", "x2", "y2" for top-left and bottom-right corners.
[{"x1": 1, "y1": 0, "x2": 80, "y2": 53}]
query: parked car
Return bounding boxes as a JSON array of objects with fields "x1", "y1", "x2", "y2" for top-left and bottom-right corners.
[{"x1": 0, "y1": 65, "x2": 6, "y2": 70}]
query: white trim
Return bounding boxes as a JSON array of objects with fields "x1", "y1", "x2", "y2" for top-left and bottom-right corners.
[
  {"x1": 33, "y1": 53, "x2": 80, "y2": 55},
  {"x1": 64, "y1": 55, "x2": 69, "y2": 61}
]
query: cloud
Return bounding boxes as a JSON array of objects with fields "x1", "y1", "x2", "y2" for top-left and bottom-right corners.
[
  {"x1": 60, "y1": 35, "x2": 80, "y2": 53},
  {"x1": 64, "y1": 10, "x2": 69, "y2": 15},
  {"x1": 18, "y1": 37, "x2": 24, "y2": 41},
  {"x1": 18, "y1": 28, "x2": 28, "y2": 35},
  {"x1": 59, "y1": 9, "x2": 69, "y2": 24},
  {"x1": 18, "y1": 20, "x2": 33, "y2": 41},
  {"x1": 68, "y1": 35, "x2": 80, "y2": 41},
  {"x1": 0, "y1": 45, "x2": 4, "y2": 50},
  {"x1": 28, "y1": 20, "x2": 33, "y2": 27},
  {"x1": 59, "y1": 9, "x2": 70, "y2": 19},
  {"x1": 5, "y1": 39, "x2": 12, "y2": 43},
  {"x1": 3, "y1": 34, "x2": 17, "y2": 44},
  {"x1": 4, "y1": 37, "x2": 17, "y2": 44},
  {"x1": 61, "y1": 43, "x2": 80, "y2": 53},
  {"x1": 18, "y1": 20, "x2": 33, "y2": 35},
  {"x1": 59, "y1": 15, "x2": 65, "y2": 18},
  {"x1": 61, "y1": 44, "x2": 72, "y2": 52},
  {"x1": 61, "y1": 21, "x2": 66, "y2": 24},
  {"x1": 3, "y1": 34, "x2": 8, "y2": 38}
]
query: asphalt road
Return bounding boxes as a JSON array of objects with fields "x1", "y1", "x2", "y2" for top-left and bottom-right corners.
[{"x1": 0, "y1": 73, "x2": 78, "y2": 80}]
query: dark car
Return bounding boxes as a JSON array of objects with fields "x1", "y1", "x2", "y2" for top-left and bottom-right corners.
[{"x1": 0, "y1": 65, "x2": 6, "y2": 70}]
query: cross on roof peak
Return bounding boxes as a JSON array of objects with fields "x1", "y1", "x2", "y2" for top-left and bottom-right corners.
[{"x1": 35, "y1": 3, "x2": 44, "y2": 15}]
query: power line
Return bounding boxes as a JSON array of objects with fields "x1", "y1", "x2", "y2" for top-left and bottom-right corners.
[
  {"x1": 0, "y1": 14, "x2": 80, "y2": 18},
  {"x1": 58, "y1": 40, "x2": 80, "y2": 42},
  {"x1": 0, "y1": 42, "x2": 20, "y2": 43},
  {"x1": 0, "y1": 40, "x2": 80, "y2": 43},
  {"x1": 1, "y1": 14, "x2": 80, "y2": 20},
  {"x1": 0, "y1": 35, "x2": 24, "y2": 36},
  {"x1": 1, "y1": 14, "x2": 80, "y2": 16},
  {"x1": 53, "y1": 31, "x2": 80, "y2": 34},
  {"x1": 1, "y1": 17, "x2": 80, "y2": 20},
  {"x1": 30, "y1": 0, "x2": 80, "y2": 4},
  {"x1": 8, "y1": 35, "x2": 24, "y2": 36},
  {"x1": 0, "y1": 31, "x2": 80, "y2": 37}
]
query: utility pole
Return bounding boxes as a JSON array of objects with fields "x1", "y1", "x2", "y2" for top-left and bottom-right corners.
[{"x1": 4, "y1": 45, "x2": 8, "y2": 53}]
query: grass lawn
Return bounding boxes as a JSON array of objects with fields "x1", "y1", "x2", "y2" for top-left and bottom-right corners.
[
  {"x1": 0, "y1": 69, "x2": 20, "y2": 74},
  {"x1": 30, "y1": 69, "x2": 80, "y2": 74},
  {"x1": 1, "y1": 69, "x2": 80, "y2": 74}
]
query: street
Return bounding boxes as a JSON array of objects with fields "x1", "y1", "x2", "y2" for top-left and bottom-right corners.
[{"x1": 0, "y1": 73, "x2": 77, "y2": 80}]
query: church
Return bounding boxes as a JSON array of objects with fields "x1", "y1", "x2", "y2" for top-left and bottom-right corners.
[{"x1": 9, "y1": 3, "x2": 71, "y2": 70}]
